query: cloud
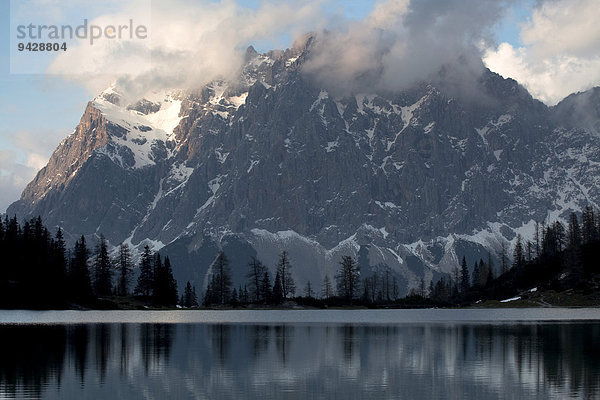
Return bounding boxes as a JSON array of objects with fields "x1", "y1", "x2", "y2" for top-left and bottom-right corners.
[
  {"x1": 46, "y1": 0, "x2": 329, "y2": 98},
  {"x1": 484, "y1": 0, "x2": 600, "y2": 105},
  {"x1": 301, "y1": 0, "x2": 513, "y2": 96},
  {"x1": 43, "y1": 0, "x2": 521, "y2": 100},
  {"x1": 0, "y1": 150, "x2": 38, "y2": 213},
  {"x1": 0, "y1": 129, "x2": 67, "y2": 213},
  {"x1": 26, "y1": 0, "x2": 600, "y2": 103}
]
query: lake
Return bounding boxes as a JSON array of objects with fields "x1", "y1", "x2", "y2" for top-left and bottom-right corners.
[{"x1": 1, "y1": 309, "x2": 599, "y2": 399}]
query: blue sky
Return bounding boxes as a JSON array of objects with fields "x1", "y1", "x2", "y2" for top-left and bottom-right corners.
[
  {"x1": 3, "y1": 0, "x2": 593, "y2": 213},
  {"x1": 0, "y1": 1, "x2": 375, "y2": 159}
]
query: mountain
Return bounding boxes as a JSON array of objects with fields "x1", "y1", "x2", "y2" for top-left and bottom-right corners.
[{"x1": 7, "y1": 41, "x2": 600, "y2": 295}]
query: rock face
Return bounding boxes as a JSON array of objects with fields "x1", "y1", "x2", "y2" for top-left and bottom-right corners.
[{"x1": 8, "y1": 43, "x2": 600, "y2": 295}]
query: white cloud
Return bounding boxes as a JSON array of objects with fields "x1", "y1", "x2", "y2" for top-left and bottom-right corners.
[
  {"x1": 0, "y1": 129, "x2": 67, "y2": 212},
  {"x1": 484, "y1": 0, "x2": 600, "y2": 105},
  {"x1": 303, "y1": 0, "x2": 511, "y2": 96},
  {"x1": 5, "y1": 0, "x2": 599, "y2": 212},
  {"x1": 46, "y1": 0, "x2": 328, "y2": 98},
  {"x1": 367, "y1": 0, "x2": 410, "y2": 29},
  {"x1": 0, "y1": 150, "x2": 38, "y2": 213},
  {"x1": 44, "y1": 0, "x2": 517, "y2": 99},
  {"x1": 24, "y1": 0, "x2": 600, "y2": 103}
]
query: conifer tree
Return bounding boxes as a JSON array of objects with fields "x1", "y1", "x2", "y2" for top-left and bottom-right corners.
[
  {"x1": 272, "y1": 271, "x2": 283, "y2": 304},
  {"x1": 243, "y1": 286, "x2": 249, "y2": 304},
  {"x1": 164, "y1": 257, "x2": 178, "y2": 305},
  {"x1": 116, "y1": 243, "x2": 133, "y2": 296},
  {"x1": 260, "y1": 271, "x2": 272, "y2": 303},
  {"x1": 487, "y1": 253, "x2": 495, "y2": 282},
  {"x1": 69, "y1": 235, "x2": 92, "y2": 302},
  {"x1": 451, "y1": 265, "x2": 460, "y2": 297},
  {"x1": 513, "y1": 234, "x2": 524, "y2": 269},
  {"x1": 183, "y1": 281, "x2": 198, "y2": 307},
  {"x1": 486, "y1": 262, "x2": 495, "y2": 285},
  {"x1": 152, "y1": 254, "x2": 178, "y2": 306},
  {"x1": 206, "y1": 251, "x2": 232, "y2": 305},
  {"x1": 568, "y1": 212, "x2": 582, "y2": 249},
  {"x1": 237, "y1": 284, "x2": 246, "y2": 304},
  {"x1": 582, "y1": 206, "x2": 597, "y2": 244},
  {"x1": 93, "y1": 235, "x2": 113, "y2": 297},
  {"x1": 231, "y1": 288, "x2": 239, "y2": 305},
  {"x1": 526, "y1": 241, "x2": 533, "y2": 261},
  {"x1": 383, "y1": 267, "x2": 392, "y2": 301},
  {"x1": 472, "y1": 261, "x2": 480, "y2": 288},
  {"x1": 460, "y1": 256, "x2": 470, "y2": 294},
  {"x1": 500, "y1": 242, "x2": 508, "y2": 275},
  {"x1": 477, "y1": 259, "x2": 487, "y2": 287},
  {"x1": 152, "y1": 253, "x2": 163, "y2": 301},
  {"x1": 534, "y1": 221, "x2": 541, "y2": 257},
  {"x1": 134, "y1": 246, "x2": 154, "y2": 297},
  {"x1": 554, "y1": 221, "x2": 566, "y2": 251},
  {"x1": 51, "y1": 228, "x2": 68, "y2": 299}
]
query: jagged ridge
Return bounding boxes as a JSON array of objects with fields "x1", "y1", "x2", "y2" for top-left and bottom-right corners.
[{"x1": 7, "y1": 42, "x2": 600, "y2": 295}]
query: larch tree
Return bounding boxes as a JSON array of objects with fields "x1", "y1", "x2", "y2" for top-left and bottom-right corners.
[
  {"x1": 247, "y1": 257, "x2": 267, "y2": 303},
  {"x1": 276, "y1": 251, "x2": 295, "y2": 299},
  {"x1": 321, "y1": 274, "x2": 333, "y2": 300},
  {"x1": 336, "y1": 255, "x2": 360, "y2": 304},
  {"x1": 304, "y1": 280, "x2": 314, "y2": 298}
]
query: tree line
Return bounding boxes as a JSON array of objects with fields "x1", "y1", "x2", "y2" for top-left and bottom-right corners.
[
  {"x1": 3, "y1": 206, "x2": 599, "y2": 309},
  {"x1": 203, "y1": 250, "x2": 297, "y2": 306},
  {"x1": 0, "y1": 216, "x2": 180, "y2": 309},
  {"x1": 203, "y1": 251, "x2": 368, "y2": 307},
  {"x1": 422, "y1": 206, "x2": 600, "y2": 305}
]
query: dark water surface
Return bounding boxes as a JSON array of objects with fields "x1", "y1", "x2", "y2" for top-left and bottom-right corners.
[{"x1": 1, "y1": 309, "x2": 599, "y2": 399}]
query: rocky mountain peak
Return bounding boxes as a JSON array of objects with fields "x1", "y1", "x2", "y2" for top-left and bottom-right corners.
[
  {"x1": 7, "y1": 44, "x2": 600, "y2": 296},
  {"x1": 553, "y1": 86, "x2": 600, "y2": 133}
]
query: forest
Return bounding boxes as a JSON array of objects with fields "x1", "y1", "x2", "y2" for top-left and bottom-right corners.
[
  {"x1": 1, "y1": 206, "x2": 599, "y2": 309},
  {"x1": 0, "y1": 216, "x2": 178, "y2": 309}
]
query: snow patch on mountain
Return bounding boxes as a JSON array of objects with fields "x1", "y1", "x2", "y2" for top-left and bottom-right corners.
[
  {"x1": 386, "y1": 94, "x2": 429, "y2": 151},
  {"x1": 93, "y1": 91, "x2": 183, "y2": 168}
]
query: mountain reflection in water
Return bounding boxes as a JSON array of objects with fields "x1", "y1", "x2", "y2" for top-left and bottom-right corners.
[{"x1": 0, "y1": 322, "x2": 598, "y2": 399}]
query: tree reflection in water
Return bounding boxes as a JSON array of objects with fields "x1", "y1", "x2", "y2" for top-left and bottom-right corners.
[{"x1": 0, "y1": 321, "x2": 598, "y2": 399}]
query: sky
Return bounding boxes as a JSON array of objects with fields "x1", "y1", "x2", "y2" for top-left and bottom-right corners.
[{"x1": 1, "y1": 0, "x2": 599, "y2": 213}]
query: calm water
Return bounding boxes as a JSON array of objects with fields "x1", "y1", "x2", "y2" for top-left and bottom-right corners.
[{"x1": 1, "y1": 309, "x2": 599, "y2": 399}]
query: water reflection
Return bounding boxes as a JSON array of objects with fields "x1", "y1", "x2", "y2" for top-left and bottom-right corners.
[{"x1": 0, "y1": 322, "x2": 598, "y2": 399}]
